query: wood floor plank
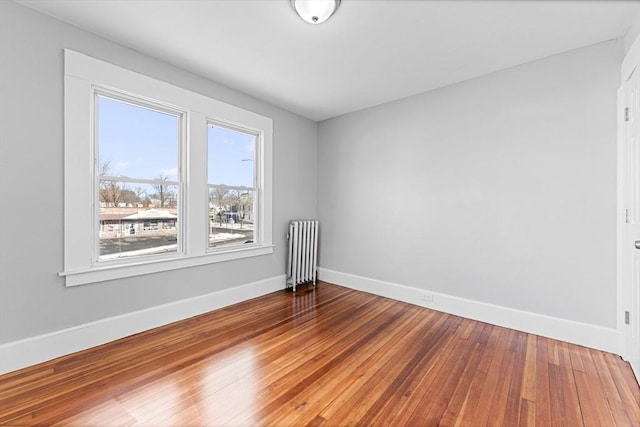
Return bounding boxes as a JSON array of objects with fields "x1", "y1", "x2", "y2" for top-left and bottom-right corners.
[
  {"x1": 441, "y1": 325, "x2": 501, "y2": 426},
  {"x1": 358, "y1": 315, "x2": 464, "y2": 423},
  {"x1": 221, "y1": 296, "x2": 402, "y2": 425},
  {"x1": 486, "y1": 331, "x2": 519, "y2": 426},
  {"x1": 365, "y1": 314, "x2": 465, "y2": 426},
  {"x1": 577, "y1": 345, "x2": 617, "y2": 427},
  {"x1": 329, "y1": 314, "x2": 462, "y2": 425},
  {"x1": 1, "y1": 282, "x2": 638, "y2": 426},
  {"x1": 265, "y1": 306, "x2": 434, "y2": 426},
  {"x1": 519, "y1": 398, "x2": 536, "y2": 427},
  {"x1": 466, "y1": 326, "x2": 511, "y2": 425},
  {"x1": 556, "y1": 341, "x2": 584, "y2": 426},
  {"x1": 228, "y1": 299, "x2": 410, "y2": 426},
  {"x1": 437, "y1": 322, "x2": 495, "y2": 425},
  {"x1": 504, "y1": 331, "x2": 529, "y2": 425},
  {"x1": 404, "y1": 320, "x2": 488, "y2": 425},
  {"x1": 547, "y1": 362, "x2": 569, "y2": 425},
  {"x1": 521, "y1": 334, "x2": 537, "y2": 402},
  {"x1": 602, "y1": 353, "x2": 640, "y2": 426},
  {"x1": 533, "y1": 336, "x2": 552, "y2": 426},
  {"x1": 547, "y1": 338, "x2": 561, "y2": 366}
]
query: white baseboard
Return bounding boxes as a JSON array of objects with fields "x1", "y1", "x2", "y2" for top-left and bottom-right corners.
[
  {"x1": 318, "y1": 268, "x2": 624, "y2": 356},
  {"x1": 0, "y1": 275, "x2": 286, "y2": 375}
]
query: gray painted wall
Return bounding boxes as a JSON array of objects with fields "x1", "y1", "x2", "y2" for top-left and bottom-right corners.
[
  {"x1": 317, "y1": 41, "x2": 621, "y2": 328},
  {"x1": 0, "y1": 1, "x2": 317, "y2": 343},
  {"x1": 625, "y1": 3, "x2": 640, "y2": 54}
]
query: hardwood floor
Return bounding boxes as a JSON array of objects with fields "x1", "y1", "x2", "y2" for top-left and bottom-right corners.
[{"x1": 1, "y1": 282, "x2": 639, "y2": 426}]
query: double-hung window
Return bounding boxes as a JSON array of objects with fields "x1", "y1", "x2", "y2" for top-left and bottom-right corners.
[
  {"x1": 208, "y1": 123, "x2": 258, "y2": 250},
  {"x1": 62, "y1": 50, "x2": 273, "y2": 286},
  {"x1": 96, "y1": 93, "x2": 182, "y2": 261}
]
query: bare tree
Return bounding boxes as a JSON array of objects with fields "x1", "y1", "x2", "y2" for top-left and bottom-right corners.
[
  {"x1": 152, "y1": 172, "x2": 173, "y2": 208},
  {"x1": 228, "y1": 190, "x2": 240, "y2": 214},
  {"x1": 134, "y1": 186, "x2": 150, "y2": 207},
  {"x1": 209, "y1": 187, "x2": 229, "y2": 223},
  {"x1": 238, "y1": 191, "x2": 253, "y2": 228},
  {"x1": 98, "y1": 160, "x2": 111, "y2": 177},
  {"x1": 120, "y1": 188, "x2": 139, "y2": 206},
  {"x1": 98, "y1": 160, "x2": 123, "y2": 206},
  {"x1": 226, "y1": 190, "x2": 253, "y2": 228}
]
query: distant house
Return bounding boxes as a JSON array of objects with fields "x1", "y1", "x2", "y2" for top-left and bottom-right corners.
[{"x1": 100, "y1": 208, "x2": 178, "y2": 237}]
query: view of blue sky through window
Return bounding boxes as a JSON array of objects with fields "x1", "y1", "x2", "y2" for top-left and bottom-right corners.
[
  {"x1": 97, "y1": 96, "x2": 179, "y2": 180},
  {"x1": 97, "y1": 95, "x2": 255, "y2": 186},
  {"x1": 208, "y1": 124, "x2": 255, "y2": 187}
]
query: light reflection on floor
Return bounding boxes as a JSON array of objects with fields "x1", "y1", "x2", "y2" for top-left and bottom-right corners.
[
  {"x1": 290, "y1": 285, "x2": 317, "y2": 327},
  {"x1": 194, "y1": 346, "x2": 258, "y2": 425},
  {"x1": 101, "y1": 346, "x2": 258, "y2": 425},
  {"x1": 64, "y1": 288, "x2": 320, "y2": 425}
]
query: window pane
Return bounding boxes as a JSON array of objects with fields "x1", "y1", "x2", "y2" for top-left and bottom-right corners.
[
  {"x1": 208, "y1": 124, "x2": 255, "y2": 187},
  {"x1": 97, "y1": 95, "x2": 179, "y2": 181},
  {"x1": 96, "y1": 95, "x2": 180, "y2": 262},
  {"x1": 99, "y1": 181, "x2": 179, "y2": 260},
  {"x1": 209, "y1": 189, "x2": 255, "y2": 248}
]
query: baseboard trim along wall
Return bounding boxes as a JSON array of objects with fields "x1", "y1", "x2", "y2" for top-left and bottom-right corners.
[
  {"x1": 318, "y1": 268, "x2": 624, "y2": 357},
  {"x1": 0, "y1": 275, "x2": 286, "y2": 375}
]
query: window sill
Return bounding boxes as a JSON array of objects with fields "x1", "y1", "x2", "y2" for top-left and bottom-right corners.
[{"x1": 60, "y1": 245, "x2": 274, "y2": 287}]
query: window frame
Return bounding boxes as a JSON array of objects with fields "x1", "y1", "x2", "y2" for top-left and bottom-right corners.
[
  {"x1": 206, "y1": 120, "x2": 260, "y2": 252},
  {"x1": 94, "y1": 90, "x2": 186, "y2": 264},
  {"x1": 62, "y1": 49, "x2": 273, "y2": 287}
]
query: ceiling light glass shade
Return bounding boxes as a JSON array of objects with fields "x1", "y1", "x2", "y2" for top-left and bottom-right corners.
[{"x1": 291, "y1": 0, "x2": 341, "y2": 25}]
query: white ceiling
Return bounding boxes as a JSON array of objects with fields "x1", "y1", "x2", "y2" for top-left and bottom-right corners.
[{"x1": 17, "y1": 0, "x2": 640, "y2": 121}]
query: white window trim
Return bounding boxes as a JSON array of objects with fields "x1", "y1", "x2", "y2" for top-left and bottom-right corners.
[
  {"x1": 61, "y1": 49, "x2": 273, "y2": 287},
  {"x1": 94, "y1": 89, "x2": 187, "y2": 262},
  {"x1": 206, "y1": 120, "x2": 260, "y2": 253}
]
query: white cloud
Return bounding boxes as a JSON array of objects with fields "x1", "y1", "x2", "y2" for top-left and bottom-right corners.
[
  {"x1": 113, "y1": 161, "x2": 128, "y2": 173},
  {"x1": 161, "y1": 167, "x2": 178, "y2": 179}
]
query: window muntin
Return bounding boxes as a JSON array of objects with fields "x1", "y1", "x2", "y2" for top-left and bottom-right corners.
[
  {"x1": 207, "y1": 123, "x2": 257, "y2": 249},
  {"x1": 96, "y1": 94, "x2": 182, "y2": 261}
]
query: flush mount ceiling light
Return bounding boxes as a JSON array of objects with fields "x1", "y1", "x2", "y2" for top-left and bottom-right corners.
[{"x1": 291, "y1": 0, "x2": 341, "y2": 25}]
